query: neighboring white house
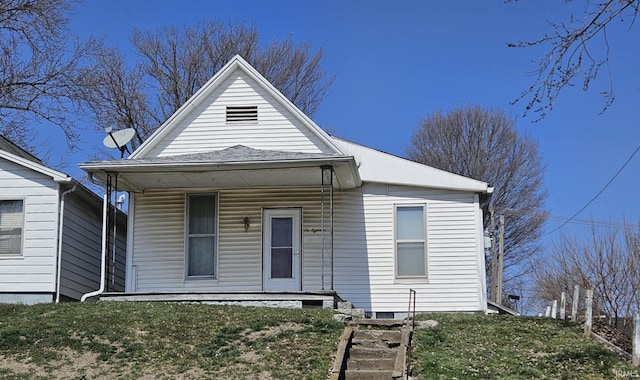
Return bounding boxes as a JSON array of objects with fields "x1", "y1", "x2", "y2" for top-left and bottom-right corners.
[
  {"x1": 0, "y1": 137, "x2": 126, "y2": 304},
  {"x1": 80, "y1": 55, "x2": 492, "y2": 317}
]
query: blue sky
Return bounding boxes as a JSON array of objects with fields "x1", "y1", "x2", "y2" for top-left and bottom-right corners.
[{"x1": 60, "y1": 0, "x2": 640, "y2": 240}]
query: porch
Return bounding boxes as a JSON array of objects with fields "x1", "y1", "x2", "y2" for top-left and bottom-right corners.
[{"x1": 98, "y1": 290, "x2": 343, "y2": 309}]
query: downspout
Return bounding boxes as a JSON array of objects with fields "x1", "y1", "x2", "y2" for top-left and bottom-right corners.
[
  {"x1": 81, "y1": 193, "x2": 108, "y2": 301},
  {"x1": 55, "y1": 184, "x2": 76, "y2": 303}
]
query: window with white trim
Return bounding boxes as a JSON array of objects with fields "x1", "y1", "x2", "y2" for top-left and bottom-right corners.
[
  {"x1": 395, "y1": 205, "x2": 426, "y2": 278},
  {"x1": 0, "y1": 200, "x2": 23, "y2": 256},
  {"x1": 186, "y1": 194, "x2": 217, "y2": 277}
]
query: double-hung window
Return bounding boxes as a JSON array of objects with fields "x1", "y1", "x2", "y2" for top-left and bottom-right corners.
[
  {"x1": 0, "y1": 200, "x2": 24, "y2": 256},
  {"x1": 395, "y1": 205, "x2": 427, "y2": 278},
  {"x1": 186, "y1": 194, "x2": 217, "y2": 278}
]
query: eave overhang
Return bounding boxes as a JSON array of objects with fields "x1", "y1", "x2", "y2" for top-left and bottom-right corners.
[{"x1": 80, "y1": 154, "x2": 361, "y2": 192}]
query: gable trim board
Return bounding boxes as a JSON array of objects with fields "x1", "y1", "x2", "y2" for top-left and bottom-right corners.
[
  {"x1": 0, "y1": 150, "x2": 71, "y2": 184},
  {"x1": 80, "y1": 55, "x2": 491, "y2": 315}
]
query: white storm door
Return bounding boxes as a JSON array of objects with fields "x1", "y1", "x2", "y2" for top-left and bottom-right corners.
[{"x1": 263, "y1": 208, "x2": 302, "y2": 291}]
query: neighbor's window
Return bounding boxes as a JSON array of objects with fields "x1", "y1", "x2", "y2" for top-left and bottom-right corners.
[
  {"x1": 395, "y1": 205, "x2": 426, "y2": 277},
  {"x1": 186, "y1": 194, "x2": 217, "y2": 277},
  {"x1": 0, "y1": 200, "x2": 24, "y2": 256}
]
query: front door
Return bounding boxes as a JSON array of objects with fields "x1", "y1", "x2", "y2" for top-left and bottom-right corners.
[{"x1": 263, "y1": 208, "x2": 302, "y2": 291}]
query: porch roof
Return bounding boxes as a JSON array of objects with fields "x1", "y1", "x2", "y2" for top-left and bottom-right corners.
[{"x1": 80, "y1": 145, "x2": 361, "y2": 192}]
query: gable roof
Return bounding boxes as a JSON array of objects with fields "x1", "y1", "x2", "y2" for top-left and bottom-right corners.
[
  {"x1": 332, "y1": 137, "x2": 492, "y2": 194},
  {"x1": 108, "y1": 145, "x2": 347, "y2": 165},
  {"x1": 0, "y1": 138, "x2": 71, "y2": 183},
  {"x1": 0, "y1": 136, "x2": 43, "y2": 165},
  {"x1": 130, "y1": 55, "x2": 346, "y2": 159}
]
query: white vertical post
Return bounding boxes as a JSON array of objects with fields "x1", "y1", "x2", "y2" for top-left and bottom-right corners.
[
  {"x1": 551, "y1": 300, "x2": 558, "y2": 319},
  {"x1": 560, "y1": 292, "x2": 566, "y2": 320},
  {"x1": 571, "y1": 285, "x2": 580, "y2": 322},
  {"x1": 584, "y1": 289, "x2": 593, "y2": 337},
  {"x1": 545, "y1": 306, "x2": 551, "y2": 318},
  {"x1": 633, "y1": 313, "x2": 640, "y2": 367},
  {"x1": 497, "y1": 215, "x2": 504, "y2": 304}
]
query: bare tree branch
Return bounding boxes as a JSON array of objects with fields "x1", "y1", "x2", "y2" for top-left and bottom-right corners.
[
  {"x1": 0, "y1": 0, "x2": 99, "y2": 150},
  {"x1": 534, "y1": 221, "x2": 640, "y2": 326},
  {"x1": 78, "y1": 19, "x2": 334, "y2": 145},
  {"x1": 509, "y1": 0, "x2": 639, "y2": 119}
]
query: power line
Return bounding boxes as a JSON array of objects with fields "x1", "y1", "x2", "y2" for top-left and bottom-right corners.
[
  {"x1": 542, "y1": 142, "x2": 640, "y2": 237},
  {"x1": 499, "y1": 208, "x2": 640, "y2": 230}
]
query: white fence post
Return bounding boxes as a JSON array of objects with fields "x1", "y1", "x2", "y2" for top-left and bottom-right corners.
[
  {"x1": 551, "y1": 300, "x2": 558, "y2": 319},
  {"x1": 545, "y1": 306, "x2": 551, "y2": 318},
  {"x1": 560, "y1": 292, "x2": 566, "y2": 320},
  {"x1": 571, "y1": 285, "x2": 580, "y2": 322},
  {"x1": 633, "y1": 313, "x2": 640, "y2": 367},
  {"x1": 584, "y1": 289, "x2": 593, "y2": 337}
]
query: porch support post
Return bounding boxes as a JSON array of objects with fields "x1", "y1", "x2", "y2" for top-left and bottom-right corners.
[
  {"x1": 330, "y1": 165, "x2": 334, "y2": 291},
  {"x1": 321, "y1": 165, "x2": 335, "y2": 291},
  {"x1": 321, "y1": 167, "x2": 326, "y2": 290}
]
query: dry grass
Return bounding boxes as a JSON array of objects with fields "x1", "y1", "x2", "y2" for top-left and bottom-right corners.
[{"x1": 0, "y1": 302, "x2": 343, "y2": 380}]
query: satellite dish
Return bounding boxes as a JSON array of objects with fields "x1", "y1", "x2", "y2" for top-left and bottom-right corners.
[{"x1": 103, "y1": 128, "x2": 136, "y2": 158}]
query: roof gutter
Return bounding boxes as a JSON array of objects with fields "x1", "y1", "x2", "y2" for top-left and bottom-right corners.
[{"x1": 81, "y1": 193, "x2": 108, "y2": 301}]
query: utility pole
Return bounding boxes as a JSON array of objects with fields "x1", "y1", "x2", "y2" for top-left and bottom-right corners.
[
  {"x1": 490, "y1": 209, "x2": 497, "y2": 303},
  {"x1": 497, "y1": 214, "x2": 504, "y2": 305}
]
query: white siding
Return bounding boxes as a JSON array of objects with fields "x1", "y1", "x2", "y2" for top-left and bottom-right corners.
[
  {"x1": 147, "y1": 72, "x2": 335, "y2": 157},
  {"x1": 59, "y1": 190, "x2": 126, "y2": 300},
  {"x1": 130, "y1": 183, "x2": 486, "y2": 313},
  {"x1": 0, "y1": 159, "x2": 58, "y2": 293},
  {"x1": 131, "y1": 187, "x2": 333, "y2": 292},
  {"x1": 332, "y1": 184, "x2": 486, "y2": 313}
]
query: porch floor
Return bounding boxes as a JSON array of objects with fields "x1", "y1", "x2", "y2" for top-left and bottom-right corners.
[{"x1": 99, "y1": 291, "x2": 343, "y2": 309}]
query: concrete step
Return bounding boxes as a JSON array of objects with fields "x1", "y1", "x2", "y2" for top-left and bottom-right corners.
[
  {"x1": 347, "y1": 358, "x2": 396, "y2": 371},
  {"x1": 345, "y1": 369, "x2": 395, "y2": 380},
  {"x1": 351, "y1": 339, "x2": 396, "y2": 349},
  {"x1": 348, "y1": 347, "x2": 397, "y2": 360},
  {"x1": 354, "y1": 330, "x2": 403, "y2": 343}
]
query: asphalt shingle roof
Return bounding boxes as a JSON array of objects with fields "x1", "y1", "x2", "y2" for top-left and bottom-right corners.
[{"x1": 90, "y1": 145, "x2": 347, "y2": 166}]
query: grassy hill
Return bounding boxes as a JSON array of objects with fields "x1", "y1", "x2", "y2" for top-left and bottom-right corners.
[
  {"x1": 0, "y1": 302, "x2": 343, "y2": 379},
  {"x1": 0, "y1": 302, "x2": 638, "y2": 379},
  {"x1": 411, "y1": 313, "x2": 638, "y2": 379}
]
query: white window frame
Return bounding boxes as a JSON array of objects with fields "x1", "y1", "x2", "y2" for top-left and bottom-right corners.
[
  {"x1": 394, "y1": 204, "x2": 427, "y2": 279},
  {"x1": 0, "y1": 198, "x2": 25, "y2": 258},
  {"x1": 184, "y1": 193, "x2": 218, "y2": 279}
]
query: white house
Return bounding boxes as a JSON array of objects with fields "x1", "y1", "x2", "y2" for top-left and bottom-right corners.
[
  {"x1": 80, "y1": 55, "x2": 492, "y2": 317},
  {"x1": 0, "y1": 137, "x2": 126, "y2": 304}
]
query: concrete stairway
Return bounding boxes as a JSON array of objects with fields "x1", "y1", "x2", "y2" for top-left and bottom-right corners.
[{"x1": 331, "y1": 319, "x2": 412, "y2": 380}]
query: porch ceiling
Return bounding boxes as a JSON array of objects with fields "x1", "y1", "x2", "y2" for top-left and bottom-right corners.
[{"x1": 80, "y1": 147, "x2": 361, "y2": 192}]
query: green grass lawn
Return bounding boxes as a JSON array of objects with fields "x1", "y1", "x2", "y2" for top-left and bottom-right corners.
[
  {"x1": 0, "y1": 302, "x2": 343, "y2": 379},
  {"x1": 1, "y1": 303, "x2": 638, "y2": 380},
  {"x1": 411, "y1": 313, "x2": 639, "y2": 379}
]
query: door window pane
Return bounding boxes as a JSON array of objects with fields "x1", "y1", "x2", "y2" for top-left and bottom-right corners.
[
  {"x1": 271, "y1": 248, "x2": 293, "y2": 278},
  {"x1": 271, "y1": 217, "x2": 293, "y2": 278},
  {"x1": 272, "y1": 217, "x2": 292, "y2": 247}
]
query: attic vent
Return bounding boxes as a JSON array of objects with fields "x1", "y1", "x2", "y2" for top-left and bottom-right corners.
[{"x1": 226, "y1": 106, "x2": 258, "y2": 122}]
